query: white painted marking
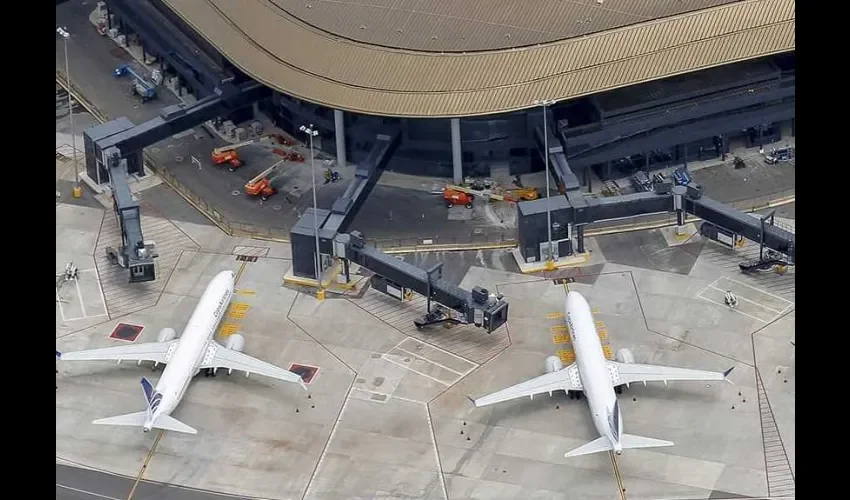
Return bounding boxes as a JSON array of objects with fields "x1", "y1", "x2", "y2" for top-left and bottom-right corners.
[
  {"x1": 697, "y1": 294, "x2": 767, "y2": 323},
  {"x1": 352, "y1": 387, "x2": 423, "y2": 405},
  {"x1": 56, "y1": 289, "x2": 67, "y2": 323},
  {"x1": 708, "y1": 285, "x2": 782, "y2": 313},
  {"x1": 721, "y1": 276, "x2": 793, "y2": 305},
  {"x1": 397, "y1": 337, "x2": 479, "y2": 370},
  {"x1": 61, "y1": 313, "x2": 109, "y2": 322},
  {"x1": 75, "y1": 279, "x2": 88, "y2": 319},
  {"x1": 395, "y1": 348, "x2": 464, "y2": 376},
  {"x1": 381, "y1": 354, "x2": 451, "y2": 386},
  {"x1": 92, "y1": 267, "x2": 108, "y2": 319},
  {"x1": 303, "y1": 391, "x2": 353, "y2": 499},
  {"x1": 56, "y1": 484, "x2": 121, "y2": 500},
  {"x1": 426, "y1": 402, "x2": 450, "y2": 500}
]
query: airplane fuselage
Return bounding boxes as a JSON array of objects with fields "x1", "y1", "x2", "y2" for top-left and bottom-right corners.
[
  {"x1": 565, "y1": 291, "x2": 623, "y2": 453},
  {"x1": 144, "y1": 270, "x2": 235, "y2": 430}
]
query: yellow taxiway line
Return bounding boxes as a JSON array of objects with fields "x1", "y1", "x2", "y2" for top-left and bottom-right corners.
[
  {"x1": 127, "y1": 430, "x2": 164, "y2": 500},
  {"x1": 610, "y1": 451, "x2": 627, "y2": 500}
]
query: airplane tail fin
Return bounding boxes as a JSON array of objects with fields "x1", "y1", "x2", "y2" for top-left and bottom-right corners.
[
  {"x1": 140, "y1": 377, "x2": 161, "y2": 418},
  {"x1": 564, "y1": 434, "x2": 674, "y2": 457}
]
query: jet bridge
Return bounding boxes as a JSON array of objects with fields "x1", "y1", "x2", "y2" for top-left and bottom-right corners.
[
  {"x1": 287, "y1": 127, "x2": 508, "y2": 333},
  {"x1": 532, "y1": 111, "x2": 581, "y2": 193},
  {"x1": 102, "y1": 151, "x2": 158, "y2": 283},
  {"x1": 82, "y1": 81, "x2": 271, "y2": 283},
  {"x1": 517, "y1": 183, "x2": 795, "y2": 265},
  {"x1": 334, "y1": 231, "x2": 509, "y2": 333},
  {"x1": 290, "y1": 128, "x2": 401, "y2": 279}
]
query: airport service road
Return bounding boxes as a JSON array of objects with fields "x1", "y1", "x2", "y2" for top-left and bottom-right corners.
[{"x1": 56, "y1": 464, "x2": 253, "y2": 500}]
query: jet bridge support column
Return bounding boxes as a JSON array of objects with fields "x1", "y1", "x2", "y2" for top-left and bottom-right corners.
[
  {"x1": 334, "y1": 109, "x2": 347, "y2": 168},
  {"x1": 575, "y1": 225, "x2": 585, "y2": 254},
  {"x1": 672, "y1": 185, "x2": 687, "y2": 235},
  {"x1": 425, "y1": 263, "x2": 443, "y2": 315},
  {"x1": 451, "y1": 118, "x2": 462, "y2": 184}
]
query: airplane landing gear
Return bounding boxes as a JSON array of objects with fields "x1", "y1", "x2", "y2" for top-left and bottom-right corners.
[{"x1": 615, "y1": 386, "x2": 623, "y2": 394}]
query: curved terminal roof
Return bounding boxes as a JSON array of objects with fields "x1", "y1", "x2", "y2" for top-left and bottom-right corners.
[{"x1": 162, "y1": 0, "x2": 795, "y2": 118}]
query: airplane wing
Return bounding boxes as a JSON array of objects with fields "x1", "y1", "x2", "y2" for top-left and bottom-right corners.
[
  {"x1": 471, "y1": 364, "x2": 583, "y2": 408},
  {"x1": 609, "y1": 361, "x2": 733, "y2": 386},
  {"x1": 201, "y1": 344, "x2": 308, "y2": 391},
  {"x1": 59, "y1": 341, "x2": 176, "y2": 364}
]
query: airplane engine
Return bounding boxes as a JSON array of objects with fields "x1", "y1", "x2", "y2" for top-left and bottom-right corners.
[
  {"x1": 156, "y1": 328, "x2": 177, "y2": 343},
  {"x1": 225, "y1": 333, "x2": 245, "y2": 353},
  {"x1": 544, "y1": 355, "x2": 564, "y2": 374},
  {"x1": 615, "y1": 348, "x2": 634, "y2": 364}
]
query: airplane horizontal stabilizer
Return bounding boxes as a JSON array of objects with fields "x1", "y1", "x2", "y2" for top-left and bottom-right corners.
[
  {"x1": 91, "y1": 412, "x2": 197, "y2": 434},
  {"x1": 153, "y1": 415, "x2": 197, "y2": 434},
  {"x1": 92, "y1": 411, "x2": 149, "y2": 428},
  {"x1": 564, "y1": 436, "x2": 613, "y2": 457},
  {"x1": 621, "y1": 433, "x2": 674, "y2": 450}
]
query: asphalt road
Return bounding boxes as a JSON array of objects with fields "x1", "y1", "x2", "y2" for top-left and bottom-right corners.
[
  {"x1": 56, "y1": 463, "x2": 254, "y2": 500},
  {"x1": 56, "y1": 1, "x2": 182, "y2": 125}
]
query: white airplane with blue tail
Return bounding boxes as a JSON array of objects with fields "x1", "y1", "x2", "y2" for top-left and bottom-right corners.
[
  {"x1": 58, "y1": 270, "x2": 307, "y2": 434},
  {"x1": 470, "y1": 291, "x2": 734, "y2": 457}
]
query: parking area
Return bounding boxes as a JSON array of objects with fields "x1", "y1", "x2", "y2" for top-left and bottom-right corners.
[
  {"x1": 428, "y1": 270, "x2": 767, "y2": 500},
  {"x1": 56, "y1": 194, "x2": 792, "y2": 500},
  {"x1": 698, "y1": 276, "x2": 794, "y2": 323},
  {"x1": 56, "y1": 251, "x2": 354, "y2": 500},
  {"x1": 57, "y1": 205, "x2": 111, "y2": 333},
  {"x1": 56, "y1": 267, "x2": 108, "y2": 323}
]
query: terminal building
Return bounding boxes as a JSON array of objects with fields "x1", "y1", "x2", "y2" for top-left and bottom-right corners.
[{"x1": 100, "y1": 0, "x2": 794, "y2": 187}]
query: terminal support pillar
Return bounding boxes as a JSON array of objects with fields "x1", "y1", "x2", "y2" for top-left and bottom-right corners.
[
  {"x1": 334, "y1": 109, "x2": 347, "y2": 168},
  {"x1": 451, "y1": 118, "x2": 462, "y2": 184},
  {"x1": 672, "y1": 185, "x2": 687, "y2": 235},
  {"x1": 575, "y1": 225, "x2": 585, "y2": 254},
  {"x1": 253, "y1": 102, "x2": 260, "y2": 119},
  {"x1": 791, "y1": 118, "x2": 795, "y2": 137}
]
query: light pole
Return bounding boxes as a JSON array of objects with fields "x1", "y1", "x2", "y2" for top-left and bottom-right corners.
[
  {"x1": 533, "y1": 99, "x2": 556, "y2": 265},
  {"x1": 57, "y1": 27, "x2": 81, "y2": 199},
  {"x1": 299, "y1": 124, "x2": 323, "y2": 299}
]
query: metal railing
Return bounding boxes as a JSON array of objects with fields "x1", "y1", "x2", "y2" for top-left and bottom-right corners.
[
  {"x1": 149, "y1": 163, "x2": 292, "y2": 241},
  {"x1": 58, "y1": 70, "x2": 795, "y2": 252},
  {"x1": 369, "y1": 229, "x2": 517, "y2": 253}
]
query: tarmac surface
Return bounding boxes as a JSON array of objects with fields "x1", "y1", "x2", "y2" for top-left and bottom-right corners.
[
  {"x1": 57, "y1": 4, "x2": 794, "y2": 498},
  {"x1": 57, "y1": 463, "x2": 254, "y2": 500},
  {"x1": 57, "y1": 184, "x2": 795, "y2": 499}
]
